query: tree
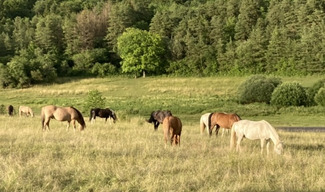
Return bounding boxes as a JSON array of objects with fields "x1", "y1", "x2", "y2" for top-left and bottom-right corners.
[{"x1": 117, "y1": 28, "x2": 166, "y2": 77}]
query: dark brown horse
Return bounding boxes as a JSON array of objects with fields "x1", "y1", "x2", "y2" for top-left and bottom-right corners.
[
  {"x1": 147, "y1": 110, "x2": 172, "y2": 130},
  {"x1": 89, "y1": 108, "x2": 117, "y2": 124},
  {"x1": 163, "y1": 116, "x2": 182, "y2": 147},
  {"x1": 41, "y1": 105, "x2": 86, "y2": 131},
  {"x1": 7, "y1": 105, "x2": 14, "y2": 116},
  {"x1": 208, "y1": 112, "x2": 241, "y2": 136}
]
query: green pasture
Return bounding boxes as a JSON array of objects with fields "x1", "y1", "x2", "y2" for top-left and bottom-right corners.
[
  {"x1": 1, "y1": 75, "x2": 325, "y2": 126},
  {"x1": 0, "y1": 76, "x2": 325, "y2": 191}
]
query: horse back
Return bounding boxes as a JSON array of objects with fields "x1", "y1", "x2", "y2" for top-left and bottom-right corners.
[{"x1": 163, "y1": 116, "x2": 182, "y2": 135}]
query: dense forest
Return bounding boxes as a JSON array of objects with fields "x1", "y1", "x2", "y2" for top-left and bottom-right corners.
[{"x1": 0, "y1": 0, "x2": 325, "y2": 87}]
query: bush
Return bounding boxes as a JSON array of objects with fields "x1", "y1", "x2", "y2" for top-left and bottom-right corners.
[
  {"x1": 314, "y1": 88, "x2": 325, "y2": 106},
  {"x1": 306, "y1": 79, "x2": 325, "y2": 106},
  {"x1": 271, "y1": 82, "x2": 307, "y2": 107},
  {"x1": 237, "y1": 75, "x2": 282, "y2": 104},
  {"x1": 83, "y1": 90, "x2": 106, "y2": 113}
]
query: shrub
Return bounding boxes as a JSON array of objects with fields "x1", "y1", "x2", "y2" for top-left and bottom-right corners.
[
  {"x1": 271, "y1": 82, "x2": 307, "y2": 107},
  {"x1": 314, "y1": 88, "x2": 325, "y2": 106},
  {"x1": 83, "y1": 90, "x2": 106, "y2": 113},
  {"x1": 306, "y1": 79, "x2": 325, "y2": 106},
  {"x1": 237, "y1": 75, "x2": 282, "y2": 104}
]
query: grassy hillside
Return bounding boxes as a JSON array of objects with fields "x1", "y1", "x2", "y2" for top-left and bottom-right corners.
[{"x1": 1, "y1": 76, "x2": 325, "y2": 126}]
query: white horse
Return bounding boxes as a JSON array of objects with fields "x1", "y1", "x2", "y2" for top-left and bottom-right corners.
[
  {"x1": 231, "y1": 120, "x2": 283, "y2": 155},
  {"x1": 200, "y1": 113, "x2": 229, "y2": 136},
  {"x1": 19, "y1": 106, "x2": 34, "y2": 117}
]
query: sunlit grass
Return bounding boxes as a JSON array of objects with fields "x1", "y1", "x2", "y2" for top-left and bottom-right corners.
[{"x1": 0, "y1": 115, "x2": 324, "y2": 191}]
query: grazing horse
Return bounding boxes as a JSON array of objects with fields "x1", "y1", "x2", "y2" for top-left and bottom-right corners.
[
  {"x1": 146, "y1": 110, "x2": 172, "y2": 130},
  {"x1": 41, "y1": 105, "x2": 86, "y2": 131},
  {"x1": 208, "y1": 112, "x2": 241, "y2": 136},
  {"x1": 19, "y1": 106, "x2": 34, "y2": 117},
  {"x1": 231, "y1": 120, "x2": 283, "y2": 155},
  {"x1": 7, "y1": 105, "x2": 14, "y2": 116},
  {"x1": 89, "y1": 108, "x2": 117, "y2": 124},
  {"x1": 200, "y1": 113, "x2": 228, "y2": 136},
  {"x1": 163, "y1": 116, "x2": 182, "y2": 147}
]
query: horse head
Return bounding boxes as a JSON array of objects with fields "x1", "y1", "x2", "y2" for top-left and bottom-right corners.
[
  {"x1": 275, "y1": 142, "x2": 284, "y2": 155},
  {"x1": 111, "y1": 111, "x2": 117, "y2": 123}
]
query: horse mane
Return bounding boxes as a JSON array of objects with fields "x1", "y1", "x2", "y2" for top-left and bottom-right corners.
[
  {"x1": 262, "y1": 120, "x2": 280, "y2": 141},
  {"x1": 234, "y1": 113, "x2": 241, "y2": 121},
  {"x1": 70, "y1": 106, "x2": 86, "y2": 127}
]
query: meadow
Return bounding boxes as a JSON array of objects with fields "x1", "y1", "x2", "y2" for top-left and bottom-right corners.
[{"x1": 0, "y1": 76, "x2": 324, "y2": 191}]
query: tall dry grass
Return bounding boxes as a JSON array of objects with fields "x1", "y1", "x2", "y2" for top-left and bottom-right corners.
[{"x1": 0, "y1": 115, "x2": 324, "y2": 191}]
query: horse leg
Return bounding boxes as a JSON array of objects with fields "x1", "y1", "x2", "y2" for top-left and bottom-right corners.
[
  {"x1": 44, "y1": 118, "x2": 50, "y2": 131},
  {"x1": 260, "y1": 139, "x2": 266, "y2": 155},
  {"x1": 236, "y1": 134, "x2": 243, "y2": 153},
  {"x1": 266, "y1": 139, "x2": 270, "y2": 155},
  {"x1": 209, "y1": 124, "x2": 215, "y2": 136},
  {"x1": 163, "y1": 127, "x2": 169, "y2": 148},
  {"x1": 215, "y1": 125, "x2": 220, "y2": 136}
]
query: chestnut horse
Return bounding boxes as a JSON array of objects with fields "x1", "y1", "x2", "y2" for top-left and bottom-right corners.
[
  {"x1": 41, "y1": 105, "x2": 86, "y2": 131},
  {"x1": 208, "y1": 112, "x2": 241, "y2": 136},
  {"x1": 231, "y1": 120, "x2": 283, "y2": 155},
  {"x1": 163, "y1": 116, "x2": 182, "y2": 147},
  {"x1": 19, "y1": 106, "x2": 34, "y2": 117}
]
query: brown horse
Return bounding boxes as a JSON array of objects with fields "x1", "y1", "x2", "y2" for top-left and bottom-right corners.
[
  {"x1": 163, "y1": 116, "x2": 182, "y2": 147},
  {"x1": 208, "y1": 112, "x2": 241, "y2": 136},
  {"x1": 19, "y1": 106, "x2": 34, "y2": 117},
  {"x1": 7, "y1": 105, "x2": 14, "y2": 116},
  {"x1": 41, "y1": 105, "x2": 86, "y2": 131}
]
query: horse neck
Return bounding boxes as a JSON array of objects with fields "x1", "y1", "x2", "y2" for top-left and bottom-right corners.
[{"x1": 266, "y1": 123, "x2": 281, "y2": 145}]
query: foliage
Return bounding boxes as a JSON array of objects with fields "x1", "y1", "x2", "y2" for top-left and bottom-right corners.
[
  {"x1": 306, "y1": 78, "x2": 325, "y2": 106},
  {"x1": 1, "y1": 0, "x2": 325, "y2": 87},
  {"x1": 314, "y1": 87, "x2": 325, "y2": 107},
  {"x1": 271, "y1": 82, "x2": 308, "y2": 107},
  {"x1": 237, "y1": 75, "x2": 282, "y2": 104},
  {"x1": 83, "y1": 89, "x2": 106, "y2": 113},
  {"x1": 117, "y1": 28, "x2": 166, "y2": 77}
]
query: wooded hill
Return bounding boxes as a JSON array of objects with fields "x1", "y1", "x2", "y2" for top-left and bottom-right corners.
[{"x1": 0, "y1": 0, "x2": 325, "y2": 87}]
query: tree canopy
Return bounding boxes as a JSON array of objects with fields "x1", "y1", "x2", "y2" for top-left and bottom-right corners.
[{"x1": 1, "y1": 0, "x2": 325, "y2": 87}]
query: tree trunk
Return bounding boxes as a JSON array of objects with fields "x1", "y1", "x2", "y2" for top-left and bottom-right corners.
[{"x1": 142, "y1": 70, "x2": 146, "y2": 78}]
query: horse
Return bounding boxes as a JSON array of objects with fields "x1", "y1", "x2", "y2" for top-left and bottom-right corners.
[
  {"x1": 19, "y1": 106, "x2": 34, "y2": 117},
  {"x1": 200, "y1": 113, "x2": 228, "y2": 136},
  {"x1": 146, "y1": 110, "x2": 172, "y2": 130},
  {"x1": 208, "y1": 112, "x2": 241, "y2": 136},
  {"x1": 231, "y1": 120, "x2": 283, "y2": 155},
  {"x1": 7, "y1": 105, "x2": 14, "y2": 116},
  {"x1": 163, "y1": 116, "x2": 182, "y2": 147},
  {"x1": 89, "y1": 108, "x2": 117, "y2": 124},
  {"x1": 41, "y1": 105, "x2": 86, "y2": 131}
]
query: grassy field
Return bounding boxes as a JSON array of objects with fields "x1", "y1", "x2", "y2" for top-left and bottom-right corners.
[{"x1": 0, "y1": 76, "x2": 325, "y2": 191}]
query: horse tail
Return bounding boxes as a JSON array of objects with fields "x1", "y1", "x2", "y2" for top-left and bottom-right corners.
[
  {"x1": 41, "y1": 107, "x2": 45, "y2": 130},
  {"x1": 71, "y1": 107, "x2": 86, "y2": 130},
  {"x1": 208, "y1": 113, "x2": 214, "y2": 136},
  {"x1": 199, "y1": 116, "x2": 205, "y2": 134},
  {"x1": 230, "y1": 122, "x2": 237, "y2": 149}
]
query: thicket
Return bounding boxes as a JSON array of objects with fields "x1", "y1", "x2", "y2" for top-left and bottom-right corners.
[
  {"x1": 270, "y1": 82, "x2": 308, "y2": 107},
  {"x1": 1, "y1": 0, "x2": 325, "y2": 87},
  {"x1": 237, "y1": 75, "x2": 281, "y2": 104}
]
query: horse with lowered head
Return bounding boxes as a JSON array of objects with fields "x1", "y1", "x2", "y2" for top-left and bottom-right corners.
[
  {"x1": 147, "y1": 110, "x2": 172, "y2": 130},
  {"x1": 19, "y1": 106, "x2": 34, "y2": 117},
  {"x1": 163, "y1": 116, "x2": 182, "y2": 147},
  {"x1": 89, "y1": 108, "x2": 117, "y2": 124},
  {"x1": 231, "y1": 120, "x2": 283, "y2": 155},
  {"x1": 7, "y1": 105, "x2": 14, "y2": 116},
  {"x1": 41, "y1": 105, "x2": 86, "y2": 131},
  {"x1": 208, "y1": 112, "x2": 241, "y2": 136}
]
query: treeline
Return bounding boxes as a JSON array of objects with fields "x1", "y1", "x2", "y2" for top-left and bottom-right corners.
[{"x1": 0, "y1": 0, "x2": 325, "y2": 87}]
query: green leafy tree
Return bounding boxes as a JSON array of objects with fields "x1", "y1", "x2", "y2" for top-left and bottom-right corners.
[{"x1": 117, "y1": 28, "x2": 166, "y2": 77}]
